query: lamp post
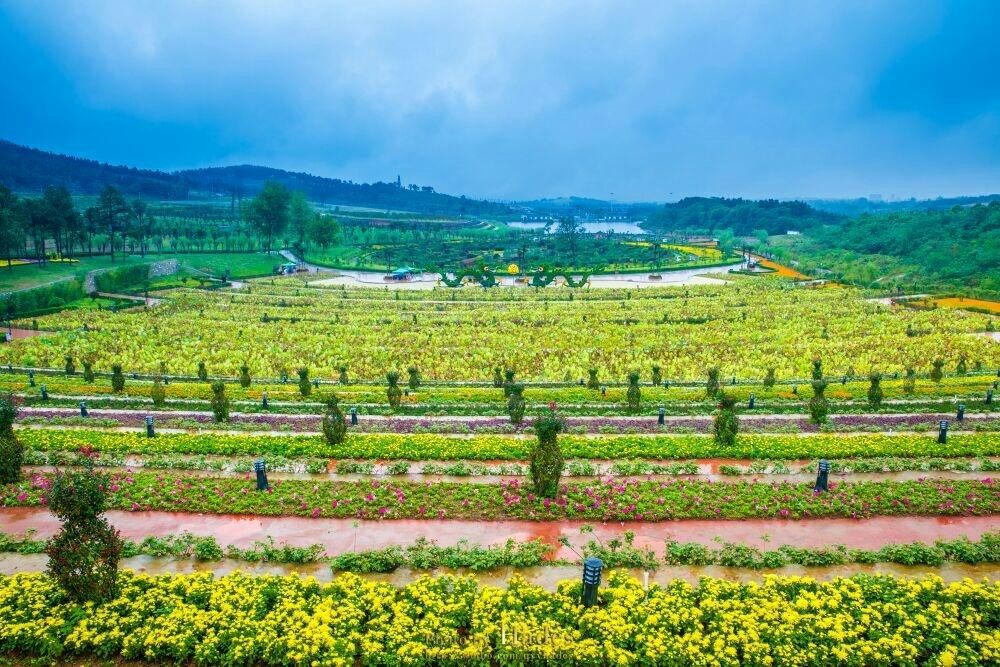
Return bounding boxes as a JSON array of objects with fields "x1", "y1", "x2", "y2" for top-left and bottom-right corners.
[
  {"x1": 79, "y1": 401, "x2": 88, "y2": 418},
  {"x1": 657, "y1": 405, "x2": 665, "y2": 425},
  {"x1": 145, "y1": 415, "x2": 155, "y2": 438},
  {"x1": 350, "y1": 407, "x2": 358, "y2": 426},
  {"x1": 254, "y1": 458, "x2": 269, "y2": 491},
  {"x1": 956, "y1": 404, "x2": 965, "y2": 422},
  {"x1": 938, "y1": 420, "x2": 949, "y2": 444},
  {"x1": 748, "y1": 393, "x2": 755, "y2": 409},
  {"x1": 582, "y1": 557, "x2": 603, "y2": 607}
]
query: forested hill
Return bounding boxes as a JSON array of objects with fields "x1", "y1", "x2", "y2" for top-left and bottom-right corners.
[
  {"x1": 642, "y1": 197, "x2": 843, "y2": 236},
  {"x1": 177, "y1": 165, "x2": 506, "y2": 215},
  {"x1": 0, "y1": 140, "x2": 507, "y2": 215},
  {"x1": 773, "y1": 202, "x2": 1000, "y2": 296}
]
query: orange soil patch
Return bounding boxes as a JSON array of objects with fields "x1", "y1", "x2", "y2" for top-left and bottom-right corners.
[{"x1": 929, "y1": 297, "x2": 1000, "y2": 314}]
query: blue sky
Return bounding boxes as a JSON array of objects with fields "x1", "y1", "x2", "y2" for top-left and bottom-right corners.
[{"x1": 1, "y1": 1, "x2": 997, "y2": 201}]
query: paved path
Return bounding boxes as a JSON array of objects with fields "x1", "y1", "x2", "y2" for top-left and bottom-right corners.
[{"x1": 3, "y1": 508, "x2": 995, "y2": 559}]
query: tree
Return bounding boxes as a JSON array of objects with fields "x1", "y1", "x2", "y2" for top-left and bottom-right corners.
[
  {"x1": 96, "y1": 186, "x2": 128, "y2": 260},
  {"x1": 288, "y1": 191, "x2": 313, "y2": 249},
  {"x1": 713, "y1": 392, "x2": 739, "y2": 447},
  {"x1": 506, "y1": 383, "x2": 526, "y2": 425},
  {"x1": 386, "y1": 371, "x2": 402, "y2": 410},
  {"x1": 0, "y1": 393, "x2": 22, "y2": 484},
  {"x1": 321, "y1": 395, "x2": 347, "y2": 445},
  {"x1": 308, "y1": 214, "x2": 343, "y2": 250},
  {"x1": 530, "y1": 408, "x2": 565, "y2": 498},
  {"x1": 808, "y1": 379, "x2": 829, "y2": 424},
  {"x1": 41, "y1": 186, "x2": 80, "y2": 258},
  {"x1": 0, "y1": 185, "x2": 25, "y2": 267},
  {"x1": 129, "y1": 199, "x2": 151, "y2": 257},
  {"x1": 244, "y1": 182, "x2": 291, "y2": 251},
  {"x1": 45, "y1": 458, "x2": 124, "y2": 603},
  {"x1": 626, "y1": 371, "x2": 641, "y2": 412},
  {"x1": 210, "y1": 381, "x2": 230, "y2": 422}
]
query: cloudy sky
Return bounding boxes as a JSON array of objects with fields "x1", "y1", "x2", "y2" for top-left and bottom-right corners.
[{"x1": 1, "y1": 0, "x2": 998, "y2": 201}]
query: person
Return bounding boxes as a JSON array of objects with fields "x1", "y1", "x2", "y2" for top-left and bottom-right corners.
[{"x1": 814, "y1": 459, "x2": 830, "y2": 492}]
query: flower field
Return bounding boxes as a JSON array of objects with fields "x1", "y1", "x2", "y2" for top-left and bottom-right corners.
[
  {"x1": 1, "y1": 570, "x2": 997, "y2": 665},
  {"x1": 1, "y1": 275, "x2": 998, "y2": 666},
  {"x1": 2, "y1": 279, "x2": 996, "y2": 381}
]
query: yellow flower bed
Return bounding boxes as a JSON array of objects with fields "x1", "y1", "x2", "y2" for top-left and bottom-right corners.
[{"x1": 0, "y1": 571, "x2": 995, "y2": 665}]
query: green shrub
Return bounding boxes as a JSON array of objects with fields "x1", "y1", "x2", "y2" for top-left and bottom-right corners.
[
  {"x1": 763, "y1": 367, "x2": 776, "y2": 388},
  {"x1": 506, "y1": 384, "x2": 526, "y2": 425},
  {"x1": 808, "y1": 379, "x2": 829, "y2": 424},
  {"x1": 867, "y1": 372, "x2": 884, "y2": 409},
  {"x1": 530, "y1": 409, "x2": 565, "y2": 498},
  {"x1": 706, "y1": 367, "x2": 721, "y2": 398},
  {"x1": 903, "y1": 367, "x2": 916, "y2": 394},
  {"x1": 492, "y1": 366, "x2": 503, "y2": 388},
  {"x1": 713, "y1": 392, "x2": 738, "y2": 447},
  {"x1": 150, "y1": 377, "x2": 166, "y2": 408},
  {"x1": 0, "y1": 393, "x2": 22, "y2": 484},
  {"x1": 930, "y1": 359, "x2": 944, "y2": 383},
  {"x1": 110, "y1": 364, "x2": 125, "y2": 392},
  {"x1": 626, "y1": 371, "x2": 641, "y2": 412},
  {"x1": 651, "y1": 365, "x2": 661, "y2": 387},
  {"x1": 407, "y1": 366, "x2": 421, "y2": 390},
  {"x1": 210, "y1": 381, "x2": 230, "y2": 422},
  {"x1": 338, "y1": 365, "x2": 349, "y2": 385},
  {"x1": 322, "y1": 395, "x2": 347, "y2": 446},
  {"x1": 503, "y1": 368, "x2": 516, "y2": 397},
  {"x1": 82, "y1": 359, "x2": 95, "y2": 383},
  {"x1": 587, "y1": 368, "x2": 600, "y2": 390},
  {"x1": 239, "y1": 363, "x2": 252, "y2": 388},
  {"x1": 811, "y1": 357, "x2": 823, "y2": 381},
  {"x1": 64, "y1": 355, "x2": 76, "y2": 376},
  {"x1": 298, "y1": 368, "x2": 311, "y2": 397},
  {"x1": 197, "y1": 361, "x2": 208, "y2": 381},
  {"x1": 45, "y1": 460, "x2": 124, "y2": 603},
  {"x1": 386, "y1": 371, "x2": 402, "y2": 410}
]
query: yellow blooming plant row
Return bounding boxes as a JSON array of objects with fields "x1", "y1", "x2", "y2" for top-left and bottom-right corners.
[
  {"x1": 4, "y1": 280, "x2": 996, "y2": 381},
  {"x1": 0, "y1": 571, "x2": 996, "y2": 666},
  {"x1": 16, "y1": 428, "x2": 1000, "y2": 460},
  {"x1": 0, "y1": 372, "x2": 992, "y2": 405}
]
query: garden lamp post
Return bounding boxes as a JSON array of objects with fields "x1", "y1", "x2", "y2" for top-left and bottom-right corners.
[
  {"x1": 748, "y1": 393, "x2": 755, "y2": 409},
  {"x1": 145, "y1": 415, "x2": 154, "y2": 438},
  {"x1": 956, "y1": 404, "x2": 965, "y2": 421},
  {"x1": 938, "y1": 420, "x2": 949, "y2": 444},
  {"x1": 27, "y1": 370, "x2": 34, "y2": 387},
  {"x1": 657, "y1": 405, "x2": 665, "y2": 425},
  {"x1": 987, "y1": 389, "x2": 993, "y2": 406},
  {"x1": 261, "y1": 391, "x2": 269, "y2": 410},
  {"x1": 40, "y1": 384, "x2": 48, "y2": 401},
  {"x1": 582, "y1": 557, "x2": 603, "y2": 607},
  {"x1": 350, "y1": 407, "x2": 358, "y2": 426},
  {"x1": 814, "y1": 459, "x2": 830, "y2": 492},
  {"x1": 79, "y1": 401, "x2": 88, "y2": 418},
  {"x1": 254, "y1": 458, "x2": 269, "y2": 491}
]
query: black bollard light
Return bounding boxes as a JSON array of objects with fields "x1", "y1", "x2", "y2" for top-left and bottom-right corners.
[
  {"x1": 281, "y1": 372, "x2": 288, "y2": 384},
  {"x1": 581, "y1": 557, "x2": 603, "y2": 607},
  {"x1": 600, "y1": 386, "x2": 606, "y2": 397},
  {"x1": 40, "y1": 384, "x2": 48, "y2": 401},
  {"x1": 938, "y1": 420, "x2": 949, "y2": 444},
  {"x1": 957, "y1": 404, "x2": 965, "y2": 422},
  {"x1": 731, "y1": 376, "x2": 736, "y2": 385},
  {"x1": 163, "y1": 375, "x2": 169, "y2": 385},
  {"x1": 254, "y1": 458, "x2": 269, "y2": 490},
  {"x1": 145, "y1": 415, "x2": 155, "y2": 438},
  {"x1": 131, "y1": 372, "x2": 139, "y2": 380},
  {"x1": 657, "y1": 405, "x2": 665, "y2": 425},
  {"x1": 841, "y1": 375, "x2": 847, "y2": 385},
  {"x1": 313, "y1": 378, "x2": 320, "y2": 389},
  {"x1": 987, "y1": 389, "x2": 994, "y2": 406},
  {"x1": 261, "y1": 391, "x2": 269, "y2": 410},
  {"x1": 748, "y1": 393, "x2": 756, "y2": 410},
  {"x1": 27, "y1": 370, "x2": 34, "y2": 387},
  {"x1": 79, "y1": 401, "x2": 88, "y2": 417},
  {"x1": 350, "y1": 407, "x2": 358, "y2": 426},
  {"x1": 814, "y1": 459, "x2": 830, "y2": 492}
]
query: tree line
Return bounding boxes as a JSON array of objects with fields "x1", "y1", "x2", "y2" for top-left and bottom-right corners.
[{"x1": 0, "y1": 180, "x2": 342, "y2": 266}]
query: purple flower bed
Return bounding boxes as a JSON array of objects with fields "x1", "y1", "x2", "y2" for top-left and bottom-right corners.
[{"x1": 16, "y1": 408, "x2": 995, "y2": 435}]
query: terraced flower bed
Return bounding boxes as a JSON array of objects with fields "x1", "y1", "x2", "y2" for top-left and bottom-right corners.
[{"x1": 1, "y1": 570, "x2": 996, "y2": 665}]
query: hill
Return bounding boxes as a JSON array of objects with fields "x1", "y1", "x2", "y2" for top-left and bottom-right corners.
[
  {"x1": 808, "y1": 195, "x2": 1000, "y2": 216},
  {"x1": 643, "y1": 197, "x2": 843, "y2": 236},
  {"x1": 0, "y1": 140, "x2": 507, "y2": 216}
]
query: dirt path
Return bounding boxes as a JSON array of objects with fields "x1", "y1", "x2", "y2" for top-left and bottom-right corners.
[{"x1": 3, "y1": 508, "x2": 995, "y2": 560}]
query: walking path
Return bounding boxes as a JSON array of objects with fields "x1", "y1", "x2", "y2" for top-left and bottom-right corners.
[{"x1": 2, "y1": 508, "x2": 995, "y2": 559}]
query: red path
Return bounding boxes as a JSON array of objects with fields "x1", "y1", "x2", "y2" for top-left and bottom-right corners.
[{"x1": 3, "y1": 508, "x2": 995, "y2": 559}]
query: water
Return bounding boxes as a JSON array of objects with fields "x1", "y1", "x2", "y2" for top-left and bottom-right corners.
[{"x1": 508, "y1": 221, "x2": 647, "y2": 235}]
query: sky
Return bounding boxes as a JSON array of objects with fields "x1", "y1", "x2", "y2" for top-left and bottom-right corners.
[{"x1": 1, "y1": 0, "x2": 998, "y2": 202}]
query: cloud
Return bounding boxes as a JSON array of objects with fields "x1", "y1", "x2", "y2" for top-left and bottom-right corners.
[{"x1": 1, "y1": 0, "x2": 998, "y2": 200}]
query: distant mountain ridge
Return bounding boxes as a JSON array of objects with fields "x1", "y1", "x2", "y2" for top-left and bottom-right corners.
[{"x1": 0, "y1": 139, "x2": 507, "y2": 215}]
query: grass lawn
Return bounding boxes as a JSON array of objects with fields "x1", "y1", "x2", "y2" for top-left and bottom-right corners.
[{"x1": 0, "y1": 253, "x2": 280, "y2": 291}]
